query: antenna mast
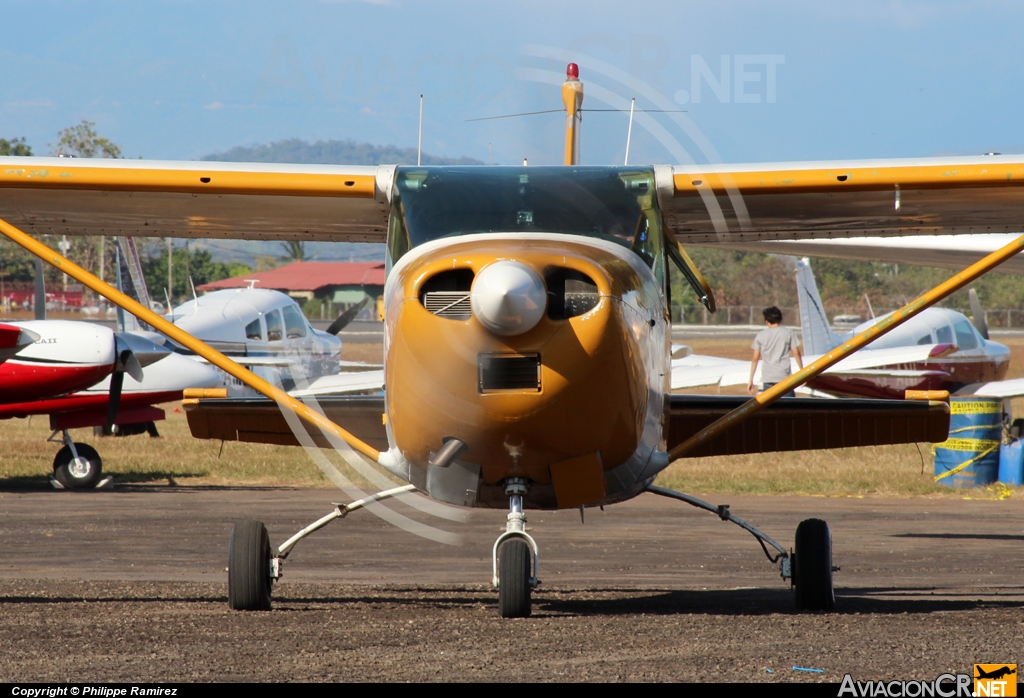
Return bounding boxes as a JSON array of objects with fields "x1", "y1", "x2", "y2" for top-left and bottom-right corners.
[
  {"x1": 624, "y1": 98, "x2": 635, "y2": 166},
  {"x1": 417, "y1": 94, "x2": 424, "y2": 166},
  {"x1": 561, "y1": 63, "x2": 583, "y2": 165}
]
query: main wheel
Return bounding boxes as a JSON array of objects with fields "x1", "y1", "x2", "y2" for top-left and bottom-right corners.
[
  {"x1": 52, "y1": 443, "x2": 102, "y2": 489},
  {"x1": 793, "y1": 518, "x2": 834, "y2": 611},
  {"x1": 498, "y1": 538, "x2": 532, "y2": 618},
  {"x1": 228, "y1": 519, "x2": 273, "y2": 611}
]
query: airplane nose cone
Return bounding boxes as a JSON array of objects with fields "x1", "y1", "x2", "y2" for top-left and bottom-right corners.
[
  {"x1": 115, "y1": 332, "x2": 172, "y2": 370},
  {"x1": 471, "y1": 261, "x2": 547, "y2": 336}
]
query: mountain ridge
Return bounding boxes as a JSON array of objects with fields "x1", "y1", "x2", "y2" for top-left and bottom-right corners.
[{"x1": 202, "y1": 138, "x2": 483, "y2": 166}]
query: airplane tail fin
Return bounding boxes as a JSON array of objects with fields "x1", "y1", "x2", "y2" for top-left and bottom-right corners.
[
  {"x1": 796, "y1": 258, "x2": 843, "y2": 354},
  {"x1": 33, "y1": 258, "x2": 45, "y2": 320},
  {"x1": 114, "y1": 237, "x2": 154, "y2": 332}
]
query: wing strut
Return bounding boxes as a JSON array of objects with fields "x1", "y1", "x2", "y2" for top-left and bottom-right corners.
[
  {"x1": 667, "y1": 233, "x2": 1024, "y2": 461},
  {"x1": 0, "y1": 217, "x2": 381, "y2": 463}
]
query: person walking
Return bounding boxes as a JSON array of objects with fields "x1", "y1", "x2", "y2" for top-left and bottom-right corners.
[{"x1": 747, "y1": 306, "x2": 803, "y2": 396}]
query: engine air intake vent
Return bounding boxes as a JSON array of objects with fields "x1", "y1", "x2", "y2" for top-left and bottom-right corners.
[
  {"x1": 423, "y1": 291, "x2": 472, "y2": 319},
  {"x1": 420, "y1": 268, "x2": 475, "y2": 320},
  {"x1": 546, "y1": 268, "x2": 600, "y2": 320},
  {"x1": 478, "y1": 354, "x2": 541, "y2": 392}
]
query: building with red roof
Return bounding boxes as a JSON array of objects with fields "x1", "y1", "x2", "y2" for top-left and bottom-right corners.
[{"x1": 196, "y1": 261, "x2": 385, "y2": 309}]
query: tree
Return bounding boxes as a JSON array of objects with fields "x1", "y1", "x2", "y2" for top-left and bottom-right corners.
[
  {"x1": 0, "y1": 137, "x2": 32, "y2": 156},
  {"x1": 51, "y1": 120, "x2": 122, "y2": 158},
  {"x1": 141, "y1": 243, "x2": 251, "y2": 304},
  {"x1": 279, "y1": 241, "x2": 306, "y2": 262}
]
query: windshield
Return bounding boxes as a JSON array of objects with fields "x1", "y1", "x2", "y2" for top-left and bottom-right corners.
[{"x1": 387, "y1": 166, "x2": 663, "y2": 273}]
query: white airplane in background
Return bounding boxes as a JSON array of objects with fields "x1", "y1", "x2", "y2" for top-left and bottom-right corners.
[
  {"x1": 162, "y1": 287, "x2": 383, "y2": 396},
  {"x1": 672, "y1": 258, "x2": 1024, "y2": 400},
  {"x1": 790, "y1": 258, "x2": 1023, "y2": 399},
  {"x1": 101, "y1": 232, "x2": 382, "y2": 397}
]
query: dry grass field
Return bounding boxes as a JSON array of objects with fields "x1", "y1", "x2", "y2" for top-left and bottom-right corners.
[{"x1": 0, "y1": 336, "x2": 1021, "y2": 499}]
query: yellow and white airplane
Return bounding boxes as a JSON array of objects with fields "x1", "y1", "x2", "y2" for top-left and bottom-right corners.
[{"x1": 2, "y1": 63, "x2": 1022, "y2": 618}]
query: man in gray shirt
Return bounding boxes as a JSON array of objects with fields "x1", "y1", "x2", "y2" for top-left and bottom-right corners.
[{"x1": 747, "y1": 306, "x2": 804, "y2": 396}]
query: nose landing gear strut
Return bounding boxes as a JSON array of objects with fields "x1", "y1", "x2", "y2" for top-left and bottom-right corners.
[{"x1": 492, "y1": 477, "x2": 540, "y2": 618}]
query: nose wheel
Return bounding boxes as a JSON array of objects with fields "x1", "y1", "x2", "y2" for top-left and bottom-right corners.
[
  {"x1": 492, "y1": 478, "x2": 539, "y2": 618},
  {"x1": 497, "y1": 538, "x2": 532, "y2": 618}
]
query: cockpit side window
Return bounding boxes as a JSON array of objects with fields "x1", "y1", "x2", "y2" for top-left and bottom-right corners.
[
  {"x1": 935, "y1": 324, "x2": 953, "y2": 345},
  {"x1": 266, "y1": 309, "x2": 284, "y2": 342},
  {"x1": 953, "y1": 319, "x2": 978, "y2": 350},
  {"x1": 916, "y1": 333, "x2": 933, "y2": 346},
  {"x1": 245, "y1": 318, "x2": 263, "y2": 341},
  {"x1": 282, "y1": 305, "x2": 308, "y2": 339}
]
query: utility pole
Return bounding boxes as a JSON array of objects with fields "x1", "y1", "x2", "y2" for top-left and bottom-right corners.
[
  {"x1": 167, "y1": 238, "x2": 173, "y2": 304},
  {"x1": 58, "y1": 235, "x2": 71, "y2": 293}
]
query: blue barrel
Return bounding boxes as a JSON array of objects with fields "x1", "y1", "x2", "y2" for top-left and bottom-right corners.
[
  {"x1": 934, "y1": 397, "x2": 1003, "y2": 487},
  {"x1": 998, "y1": 440, "x2": 1024, "y2": 486}
]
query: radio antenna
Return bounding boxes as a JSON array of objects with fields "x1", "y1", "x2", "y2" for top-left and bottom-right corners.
[
  {"x1": 417, "y1": 94, "x2": 423, "y2": 166},
  {"x1": 624, "y1": 98, "x2": 635, "y2": 165}
]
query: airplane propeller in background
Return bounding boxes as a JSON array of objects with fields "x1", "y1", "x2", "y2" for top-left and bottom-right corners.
[
  {"x1": 968, "y1": 288, "x2": 990, "y2": 340},
  {"x1": 325, "y1": 297, "x2": 370, "y2": 336},
  {"x1": 106, "y1": 332, "x2": 171, "y2": 426}
]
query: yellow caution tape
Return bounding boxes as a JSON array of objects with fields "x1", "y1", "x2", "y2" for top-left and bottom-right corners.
[
  {"x1": 946, "y1": 423, "x2": 1003, "y2": 436},
  {"x1": 934, "y1": 438, "x2": 1000, "y2": 452},
  {"x1": 988, "y1": 482, "x2": 1014, "y2": 500},
  {"x1": 934, "y1": 443, "x2": 1000, "y2": 482},
  {"x1": 950, "y1": 400, "x2": 1003, "y2": 415}
]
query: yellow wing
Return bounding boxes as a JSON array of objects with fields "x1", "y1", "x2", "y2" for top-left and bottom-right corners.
[
  {"x1": 0, "y1": 157, "x2": 389, "y2": 242},
  {"x1": 4, "y1": 154, "x2": 1024, "y2": 246},
  {"x1": 663, "y1": 155, "x2": 1024, "y2": 243}
]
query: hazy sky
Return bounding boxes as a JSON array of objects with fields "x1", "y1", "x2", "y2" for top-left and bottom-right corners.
[{"x1": 3, "y1": 1, "x2": 1022, "y2": 167}]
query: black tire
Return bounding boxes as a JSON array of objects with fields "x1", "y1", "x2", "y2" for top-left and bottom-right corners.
[
  {"x1": 228, "y1": 519, "x2": 273, "y2": 611},
  {"x1": 793, "y1": 518, "x2": 834, "y2": 611},
  {"x1": 498, "y1": 538, "x2": 532, "y2": 618},
  {"x1": 52, "y1": 443, "x2": 103, "y2": 489}
]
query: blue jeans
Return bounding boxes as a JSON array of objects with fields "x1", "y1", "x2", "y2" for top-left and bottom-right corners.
[{"x1": 762, "y1": 382, "x2": 795, "y2": 398}]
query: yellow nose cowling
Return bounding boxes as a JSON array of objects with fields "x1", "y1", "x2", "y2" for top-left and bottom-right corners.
[{"x1": 383, "y1": 236, "x2": 657, "y2": 507}]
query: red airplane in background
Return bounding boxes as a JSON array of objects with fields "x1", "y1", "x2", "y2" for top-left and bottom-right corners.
[{"x1": 0, "y1": 319, "x2": 220, "y2": 488}]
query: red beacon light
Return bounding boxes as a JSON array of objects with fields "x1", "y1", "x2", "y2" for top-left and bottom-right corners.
[{"x1": 566, "y1": 63, "x2": 579, "y2": 80}]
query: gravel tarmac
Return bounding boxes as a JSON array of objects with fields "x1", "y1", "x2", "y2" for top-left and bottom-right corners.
[{"x1": 0, "y1": 487, "x2": 1021, "y2": 682}]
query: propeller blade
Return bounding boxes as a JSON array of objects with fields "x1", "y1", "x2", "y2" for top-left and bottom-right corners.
[
  {"x1": 326, "y1": 297, "x2": 370, "y2": 336},
  {"x1": 968, "y1": 288, "x2": 990, "y2": 340},
  {"x1": 123, "y1": 350, "x2": 144, "y2": 382},
  {"x1": 107, "y1": 367, "x2": 124, "y2": 427}
]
